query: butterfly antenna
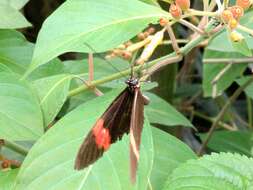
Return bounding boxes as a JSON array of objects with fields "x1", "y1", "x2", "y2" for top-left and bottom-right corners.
[{"x1": 83, "y1": 42, "x2": 128, "y2": 80}]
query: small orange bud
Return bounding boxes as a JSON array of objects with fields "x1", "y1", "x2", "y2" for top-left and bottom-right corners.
[
  {"x1": 228, "y1": 18, "x2": 238, "y2": 30},
  {"x1": 170, "y1": 4, "x2": 182, "y2": 19},
  {"x1": 229, "y1": 6, "x2": 244, "y2": 20},
  {"x1": 143, "y1": 31, "x2": 150, "y2": 38},
  {"x1": 147, "y1": 27, "x2": 155, "y2": 35},
  {"x1": 221, "y1": 10, "x2": 233, "y2": 23},
  {"x1": 137, "y1": 32, "x2": 146, "y2": 40},
  {"x1": 124, "y1": 41, "x2": 132, "y2": 47},
  {"x1": 159, "y1": 17, "x2": 169, "y2": 26},
  {"x1": 175, "y1": 0, "x2": 190, "y2": 11},
  {"x1": 1, "y1": 160, "x2": 11, "y2": 169},
  {"x1": 121, "y1": 51, "x2": 132, "y2": 60},
  {"x1": 236, "y1": 0, "x2": 251, "y2": 9}
]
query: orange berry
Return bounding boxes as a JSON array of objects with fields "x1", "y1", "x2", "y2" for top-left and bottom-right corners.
[
  {"x1": 121, "y1": 51, "x2": 132, "y2": 60},
  {"x1": 1, "y1": 160, "x2": 11, "y2": 169},
  {"x1": 236, "y1": 0, "x2": 251, "y2": 9},
  {"x1": 159, "y1": 17, "x2": 169, "y2": 26},
  {"x1": 143, "y1": 31, "x2": 150, "y2": 38},
  {"x1": 221, "y1": 10, "x2": 233, "y2": 23},
  {"x1": 147, "y1": 27, "x2": 155, "y2": 34},
  {"x1": 175, "y1": 0, "x2": 190, "y2": 11},
  {"x1": 229, "y1": 6, "x2": 244, "y2": 20},
  {"x1": 228, "y1": 18, "x2": 238, "y2": 30},
  {"x1": 170, "y1": 4, "x2": 182, "y2": 19},
  {"x1": 124, "y1": 41, "x2": 132, "y2": 47},
  {"x1": 137, "y1": 32, "x2": 146, "y2": 40}
]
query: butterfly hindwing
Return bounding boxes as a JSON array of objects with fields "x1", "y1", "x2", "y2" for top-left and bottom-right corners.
[{"x1": 129, "y1": 89, "x2": 149, "y2": 183}]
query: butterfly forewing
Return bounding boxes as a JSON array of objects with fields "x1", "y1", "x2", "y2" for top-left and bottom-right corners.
[
  {"x1": 74, "y1": 87, "x2": 135, "y2": 170},
  {"x1": 129, "y1": 89, "x2": 147, "y2": 183}
]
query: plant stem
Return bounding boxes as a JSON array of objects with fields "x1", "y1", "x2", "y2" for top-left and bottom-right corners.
[
  {"x1": 238, "y1": 24, "x2": 253, "y2": 36},
  {"x1": 187, "y1": 9, "x2": 218, "y2": 17},
  {"x1": 247, "y1": 96, "x2": 253, "y2": 128},
  {"x1": 68, "y1": 20, "x2": 216, "y2": 98},
  {"x1": 197, "y1": 76, "x2": 253, "y2": 156},
  {"x1": 204, "y1": 57, "x2": 253, "y2": 64},
  {"x1": 3, "y1": 140, "x2": 29, "y2": 156},
  {"x1": 193, "y1": 111, "x2": 236, "y2": 131}
]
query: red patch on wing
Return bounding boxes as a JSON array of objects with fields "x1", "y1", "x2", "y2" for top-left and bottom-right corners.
[{"x1": 92, "y1": 119, "x2": 111, "y2": 150}]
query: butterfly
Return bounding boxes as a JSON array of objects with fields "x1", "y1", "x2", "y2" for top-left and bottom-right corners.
[{"x1": 74, "y1": 77, "x2": 149, "y2": 183}]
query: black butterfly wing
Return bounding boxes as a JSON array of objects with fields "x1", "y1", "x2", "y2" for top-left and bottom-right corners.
[{"x1": 74, "y1": 88, "x2": 135, "y2": 170}]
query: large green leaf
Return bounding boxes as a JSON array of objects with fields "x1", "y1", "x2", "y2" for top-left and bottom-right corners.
[
  {"x1": 163, "y1": 152, "x2": 253, "y2": 190},
  {"x1": 0, "y1": 169, "x2": 19, "y2": 190},
  {"x1": 150, "y1": 127, "x2": 196, "y2": 190},
  {"x1": 26, "y1": 0, "x2": 169, "y2": 76},
  {"x1": 0, "y1": 73, "x2": 44, "y2": 141},
  {"x1": 145, "y1": 92, "x2": 194, "y2": 128},
  {"x1": 1, "y1": 0, "x2": 29, "y2": 10},
  {"x1": 14, "y1": 89, "x2": 153, "y2": 190},
  {"x1": 203, "y1": 50, "x2": 247, "y2": 97},
  {"x1": 28, "y1": 58, "x2": 66, "y2": 80},
  {"x1": 0, "y1": 30, "x2": 33, "y2": 74},
  {"x1": 33, "y1": 74, "x2": 73, "y2": 126},
  {"x1": 0, "y1": 3, "x2": 31, "y2": 29},
  {"x1": 200, "y1": 131, "x2": 253, "y2": 157}
]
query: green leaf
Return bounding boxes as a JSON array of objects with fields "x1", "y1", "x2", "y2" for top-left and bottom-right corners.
[
  {"x1": 14, "y1": 89, "x2": 153, "y2": 190},
  {"x1": 0, "y1": 3, "x2": 31, "y2": 29},
  {"x1": 0, "y1": 73, "x2": 44, "y2": 141},
  {"x1": 163, "y1": 152, "x2": 253, "y2": 190},
  {"x1": 0, "y1": 63, "x2": 13, "y2": 73},
  {"x1": 26, "y1": 0, "x2": 169, "y2": 76},
  {"x1": 145, "y1": 92, "x2": 194, "y2": 128},
  {"x1": 150, "y1": 127, "x2": 197, "y2": 190},
  {"x1": 139, "y1": 0, "x2": 160, "y2": 6},
  {"x1": 203, "y1": 50, "x2": 247, "y2": 97},
  {"x1": 32, "y1": 74, "x2": 73, "y2": 126},
  {"x1": 28, "y1": 58, "x2": 66, "y2": 80},
  {"x1": 199, "y1": 131, "x2": 253, "y2": 157},
  {"x1": 0, "y1": 30, "x2": 33, "y2": 74},
  {"x1": 237, "y1": 76, "x2": 253, "y2": 100},
  {"x1": 1, "y1": 0, "x2": 29, "y2": 10},
  {"x1": 0, "y1": 169, "x2": 19, "y2": 190},
  {"x1": 229, "y1": 32, "x2": 252, "y2": 57}
]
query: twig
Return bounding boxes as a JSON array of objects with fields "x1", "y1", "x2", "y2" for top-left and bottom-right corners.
[
  {"x1": 165, "y1": 24, "x2": 180, "y2": 54},
  {"x1": 142, "y1": 55, "x2": 183, "y2": 80},
  {"x1": 3, "y1": 140, "x2": 29, "y2": 156},
  {"x1": 198, "y1": 76, "x2": 253, "y2": 156},
  {"x1": 88, "y1": 53, "x2": 94, "y2": 81},
  {"x1": 179, "y1": 19, "x2": 205, "y2": 35},
  {"x1": 247, "y1": 96, "x2": 253, "y2": 128},
  {"x1": 162, "y1": 39, "x2": 189, "y2": 45},
  {"x1": 237, "y1": 24, "x2": 253, "y2": 36},
  {"x1": 203, "y1": 0, "x2": 209, "y2": 25},
  {"x1": 192, "y1": 110, "x2": 236, "y2": 131},
  {"x1": 211, "y1": 63, "x2": 232, "y2": 97},
  {"x1": 204, "y1": 57, "x2": 253, "y2": 64}
]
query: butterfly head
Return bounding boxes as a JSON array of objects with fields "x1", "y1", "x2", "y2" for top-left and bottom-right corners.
[{"x1": 125, "y1": 78, "x2": 139, "y2": 92}]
